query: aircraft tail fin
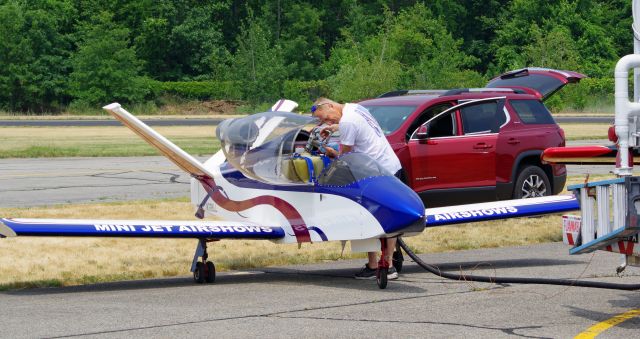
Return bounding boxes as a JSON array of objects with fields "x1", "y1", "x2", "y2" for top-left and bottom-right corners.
[{"x1": 103, "y1": 103, "x2": 214, "y2": 179}]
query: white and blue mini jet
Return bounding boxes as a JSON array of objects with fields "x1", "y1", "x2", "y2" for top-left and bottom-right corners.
[{"x1": 0, "y1": 101, "x2": 579, "y2": 288}]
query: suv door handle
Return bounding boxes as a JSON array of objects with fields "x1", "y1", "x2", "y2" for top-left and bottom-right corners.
[
  {"x1": 473, "y1": 143, "x2": 493, "y2": 149},
  {"x1": 507, "y1": 138, "x2": 520, "y2": 145}
]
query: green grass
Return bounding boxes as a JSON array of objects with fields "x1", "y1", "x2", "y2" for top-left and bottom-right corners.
[
  {"x1": 0, "y1": 139, "x2": 220, "y2": 158},
  {"x1": 0, "y1": 126, "x2": 220, "y2": 158}
]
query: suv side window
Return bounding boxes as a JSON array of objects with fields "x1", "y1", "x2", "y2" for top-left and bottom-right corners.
[
  {"x1": 509, "y1": 99, "x2": 555, "y2": 124},
  {"x1": 427, "y1": 111, "x2": 456, "y2": 138},
  {"x1": 460, "y1": 102, "x2": 504, "y2": 134},
  {"x1": 406, "y1": 103, "x2": 452, "y2": 140}
]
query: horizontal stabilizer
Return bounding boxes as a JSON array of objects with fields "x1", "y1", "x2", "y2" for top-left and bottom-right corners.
[
  {"x1": 425, "y1": 195, "x2": 579, "y2": 227},
  {"x1": 0, "y1": 218, "x2": 284, "y2": 240}
]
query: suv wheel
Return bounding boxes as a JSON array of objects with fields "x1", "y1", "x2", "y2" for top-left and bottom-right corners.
[{"x1": 513, "y1": 166, "x2": 550, "y2": 199}]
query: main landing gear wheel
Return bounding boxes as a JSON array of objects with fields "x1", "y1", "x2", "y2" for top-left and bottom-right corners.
[
  {"x1": 206, "y1": 261, "x2": 216, "y2": 283},
  {"x1": 377, "y1": 267, "x2": 388, "y2": 289},
  {"x1": 193, "y1": 261, "x2": 216, "y2": 284},
  {"x1": 194, "y1": 262, "x2": 206, "y2": 283},
  {"x1": 192, "y1": 239, "x2": 217, "y2": 284}
]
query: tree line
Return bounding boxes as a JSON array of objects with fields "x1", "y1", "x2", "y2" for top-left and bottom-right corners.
[{"x1": 0, "y1": 0, "x2": 633, "y2": 113}]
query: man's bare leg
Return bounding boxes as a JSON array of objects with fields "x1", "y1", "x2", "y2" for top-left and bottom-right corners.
[{"x1": 367, "y1": 237, "x2": 397, "y2": 269}]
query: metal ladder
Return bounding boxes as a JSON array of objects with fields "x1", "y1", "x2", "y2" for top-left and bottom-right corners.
[{"x1": 567, "y1": 177, "x2": 640, "y2": 255}]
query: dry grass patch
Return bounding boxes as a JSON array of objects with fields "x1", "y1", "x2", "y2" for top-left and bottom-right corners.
[
  {"x1": 0, "y1": 194, "x2": 580, "y2": 289},
  {"x1": 558, "y1": 122, "x2": 609, "y2": 141},
  {"x1": 1, "y1": 175, "x2": 606, "y2": 290},
  {"x1": 0, "y1": 199, "x2": 359, "y2": 289}
]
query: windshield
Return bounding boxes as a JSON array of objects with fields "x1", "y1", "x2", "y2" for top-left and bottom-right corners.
[
  {"x1": 361, "y1": 105, "x2": 417, "y2": 135},
  {"x1": 318, "y1": 153, "x2": 393, "y2": 186}
]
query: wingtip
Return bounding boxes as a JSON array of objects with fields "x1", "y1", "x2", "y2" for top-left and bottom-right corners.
[
  {"x1": 0, "y1": 219, "x2": 17, "y2": 238},
  {"x1": 102, "y1": 102, "x2": 121, "y2": 111}
]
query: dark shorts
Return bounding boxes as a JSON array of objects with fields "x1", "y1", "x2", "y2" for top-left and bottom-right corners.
[{"x1": 394, "y1": 168, "x2": 408, "y2": 184}]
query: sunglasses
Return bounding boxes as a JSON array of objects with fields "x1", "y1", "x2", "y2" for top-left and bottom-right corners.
[{"x1": 310, "y1": 103, "x2": 329, "y2": 113}]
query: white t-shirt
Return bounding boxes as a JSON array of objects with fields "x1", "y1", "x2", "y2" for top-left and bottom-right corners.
[{"x1": 339, "y1": 103, "x2": 402, "y2": 174}]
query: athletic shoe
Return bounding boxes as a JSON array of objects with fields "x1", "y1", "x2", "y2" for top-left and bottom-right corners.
[
  {"x1": 387, "y1": 266, "x2": 398, "y2": 280},
  {"x1": 354, "y1": 264, "x2": 399, "y2": 280},
  {"x1": 354, "y1": 264, "x2": 376, "y2": 280}
]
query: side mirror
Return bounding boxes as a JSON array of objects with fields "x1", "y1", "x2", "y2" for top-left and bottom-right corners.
[{"x1": 415, "y1": 125, "x2": 429, "y2": 140}]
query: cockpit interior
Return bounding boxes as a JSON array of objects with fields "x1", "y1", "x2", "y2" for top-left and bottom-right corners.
[{"x1": 216, "y1": 112, "x2": 392, "y2": 187}]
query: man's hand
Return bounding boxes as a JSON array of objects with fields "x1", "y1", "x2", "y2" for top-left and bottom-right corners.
[
  {"x1": 320, "y1": 124, "x2": 339, "y2": 139},
  {"x1": 324, "y1": 146, "x2": 338, "y2": 158}
]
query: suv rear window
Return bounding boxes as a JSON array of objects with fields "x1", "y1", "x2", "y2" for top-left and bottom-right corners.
[
  {"x1": 362, "y1": 105, "x2": 418, "y2": 135},
  {"x1": 460, "y1": 102, "x2": 503, "y2": 134},
  {"x1": 509, "y1": 99, "x2": 555, "y2": 124}
]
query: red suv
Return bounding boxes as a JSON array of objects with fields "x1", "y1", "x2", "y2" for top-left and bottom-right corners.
[{"x1": 359, "y1": 68, "x2": 586, "y2": 207}]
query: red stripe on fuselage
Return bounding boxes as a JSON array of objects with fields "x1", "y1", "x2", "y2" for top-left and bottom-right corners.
[{"x1": 199, "y1": 177, "x2": 311, "y2": 243}]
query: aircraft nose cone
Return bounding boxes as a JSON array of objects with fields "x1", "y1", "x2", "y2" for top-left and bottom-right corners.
[{"x1": 361, "y1": 176, "x2": 425, "y2": 234}]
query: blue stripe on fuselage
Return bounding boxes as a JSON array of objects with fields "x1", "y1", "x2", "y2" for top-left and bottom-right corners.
[{"x1": 219, "y1": 163, "x2": 425, "y2": 234}]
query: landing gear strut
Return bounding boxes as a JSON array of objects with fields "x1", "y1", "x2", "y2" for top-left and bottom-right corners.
[
  {"x1": 376, "y1": 238, "x2": 389, "y2": 289},
  {"x1": 192, "y1": 238, "x2": 216, "y2": 284}
]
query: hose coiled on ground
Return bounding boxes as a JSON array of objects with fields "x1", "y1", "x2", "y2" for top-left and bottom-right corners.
[{"x1": 397, "y1": 237, "x2": 640, "y2": 291}]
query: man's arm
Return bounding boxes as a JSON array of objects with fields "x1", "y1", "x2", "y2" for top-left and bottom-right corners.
[
  {"x1": 340, "y1": 144, "x2": 353, "y2": 155},
  {"x1": 323, "y1": 144, "x2": 352, "y2": 158}
]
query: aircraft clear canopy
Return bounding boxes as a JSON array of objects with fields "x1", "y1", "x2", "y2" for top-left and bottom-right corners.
[{"x1": 216, "y1": 112, "x2": 393, "y2": 185}]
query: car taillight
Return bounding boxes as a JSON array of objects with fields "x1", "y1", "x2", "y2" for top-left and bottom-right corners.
[
  {"x1": 558, "y1": 127, "x2": 566, "y2": 146},
  {"x1": 608, "y1": 125, "x2": 618, "y2": 143}
]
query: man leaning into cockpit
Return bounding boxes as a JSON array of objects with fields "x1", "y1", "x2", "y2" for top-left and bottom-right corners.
[{"x1": 311, "y1": 97, "x2": 406, "y2": 280}]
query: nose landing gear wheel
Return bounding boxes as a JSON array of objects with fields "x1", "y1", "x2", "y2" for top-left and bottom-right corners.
[{"x1": 377, "y1": 267, "x2": 388, "y2": 289}]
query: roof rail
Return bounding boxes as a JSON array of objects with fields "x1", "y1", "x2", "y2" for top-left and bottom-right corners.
[
  {"x1": 442, "y1": 88, "x2": 526, "y2": 96},
  {"x1": 377, "y1": 89, "x2": 448, "y2": 98}
]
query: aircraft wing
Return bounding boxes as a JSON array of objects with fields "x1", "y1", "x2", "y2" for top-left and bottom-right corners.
[
  {"x1": 425, "y1": 195, "x2": 579, "y2": 227},
  {"x1": 0, "y1": 218, "x2": 285, "y2": 239},
  {"x1": 103, "y1": 103, "x2": 214, "y2": 179}
]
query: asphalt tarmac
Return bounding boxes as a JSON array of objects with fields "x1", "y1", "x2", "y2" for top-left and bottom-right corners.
[
  {"x1": 0, "y1": 157, "x2": 195, "y2": 207},
  {"x1": 0, "y1": 243, "x2": 638, "y2": 338}
]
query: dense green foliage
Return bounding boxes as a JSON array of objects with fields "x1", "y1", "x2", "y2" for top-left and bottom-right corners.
[{"x1": 0, "y1": 0, "x2": 634, "y2": 112}]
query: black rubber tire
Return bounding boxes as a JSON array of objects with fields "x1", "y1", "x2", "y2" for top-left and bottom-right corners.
[
  {"x1": 377, "y1": 267, "x2": 388, "y2": 289},
  {"x1": 205, "y1": 261, "x2": 216, "y2": 283},
  {"x1": 392, "y1": 250, "x2": 404, "y2": 273},
  {"x1": 194, "y1": 262, "x2": 206, "y2": 284},
  {"x1": 513, "y1": 165, "x2": 551, "y2": 199}
]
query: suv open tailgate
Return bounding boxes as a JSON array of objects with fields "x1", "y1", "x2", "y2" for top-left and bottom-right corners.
[{"x1": 486, "y1": 67, "x2": 586, "y2": 100}]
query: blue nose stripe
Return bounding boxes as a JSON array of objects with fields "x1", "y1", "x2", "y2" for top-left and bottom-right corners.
[{"x1": 360, "y1": 176, "x2": 425, "y2": 234}]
